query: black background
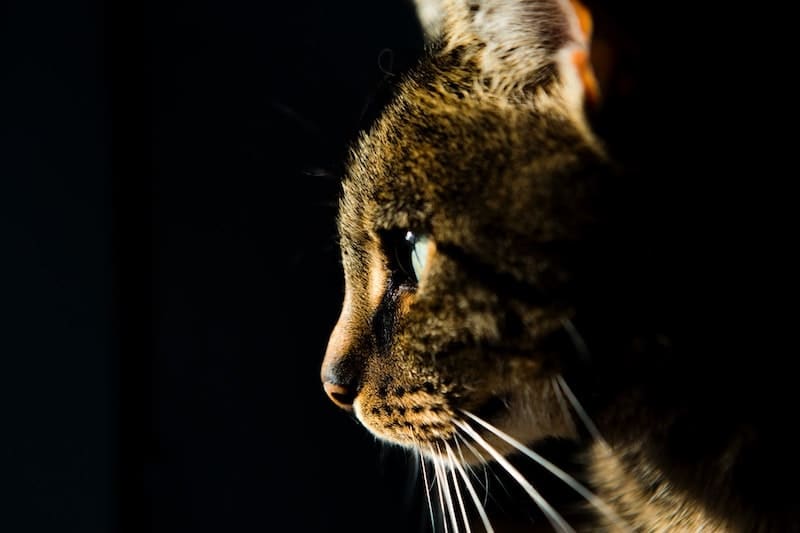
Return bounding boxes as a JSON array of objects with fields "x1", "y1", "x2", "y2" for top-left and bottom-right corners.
[
  {"x1": 2, "y1": 1, "x2": 797, "y2": 532},
  {"x1": 3, "y1": 1, "x2": 426, "y2": 532}
]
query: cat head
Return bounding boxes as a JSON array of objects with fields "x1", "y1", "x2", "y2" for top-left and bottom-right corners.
[{"x1": 321, "y1": 0, "x2": 613, "y2": 460}]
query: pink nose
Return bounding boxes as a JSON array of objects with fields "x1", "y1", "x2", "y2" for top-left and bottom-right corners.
[{"x1": 323, "y1": 381, "x2": 356, "y2": 412}]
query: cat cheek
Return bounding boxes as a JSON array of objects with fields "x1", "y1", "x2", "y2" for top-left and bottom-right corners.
[
  {"x1": 397, "y1": 291, "x2": 415, "y2": 316},
  {"x1": 367, "y1": 243, "x2": 388, "y2": 309}
]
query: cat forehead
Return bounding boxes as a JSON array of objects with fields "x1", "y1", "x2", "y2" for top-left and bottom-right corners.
[{"x1": 343, "y1": 86, "x2": 589, "y2": 222}]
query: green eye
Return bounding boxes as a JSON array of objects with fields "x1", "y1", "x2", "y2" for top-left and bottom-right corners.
[{"x1": 405, "y1": 231, "x2": 431, "y2": 282}]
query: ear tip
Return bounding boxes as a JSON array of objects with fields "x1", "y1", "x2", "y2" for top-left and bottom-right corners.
[
  {"x1": 573, "y1": 48, "x2": 601, "y2": 105},
  {"x1": 568, "y1": 0, "x2": 594, "y2": 40},
  {"x1": 413, "y1": 0, "x2": 446, "y2": 41},
  {"x1": 556, "y1": 45, "x2": 602, "y2": 111}
]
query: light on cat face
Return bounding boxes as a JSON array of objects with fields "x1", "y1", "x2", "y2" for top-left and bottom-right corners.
[{"x1": 405, "y1": 231, "x2": 431, "y2": 283}]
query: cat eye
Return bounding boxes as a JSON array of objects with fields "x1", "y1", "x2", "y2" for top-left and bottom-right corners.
[
  {"x1": 405, "y1": 231, "x2": 431, "y2": 283},
  {"x1": 381, "y1": 229, "x2": 432, "y2": 288}
]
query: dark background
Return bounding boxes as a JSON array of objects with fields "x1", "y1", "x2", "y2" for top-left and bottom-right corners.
[
  {"x1": 3, "y1": 1, "x2": 427, "y2": 532},
  {"x1": 2, "y1": 0, "x2": 796, "y2": 532}
]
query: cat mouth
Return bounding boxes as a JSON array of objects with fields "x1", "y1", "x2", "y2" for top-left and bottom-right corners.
[{"x1": 353, "y1": 386, "x2": 525, "y2": 463}]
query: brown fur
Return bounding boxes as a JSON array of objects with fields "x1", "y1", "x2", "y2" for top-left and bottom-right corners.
[{"x1": 321, "y1": 1, "x2": 799, "y2": 531}]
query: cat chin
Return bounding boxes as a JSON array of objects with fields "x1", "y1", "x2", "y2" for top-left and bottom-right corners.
[{"x1": 351, "y1": 394, "x2": 457, "y2": 449}]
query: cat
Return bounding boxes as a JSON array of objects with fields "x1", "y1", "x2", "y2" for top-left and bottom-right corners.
[{"x1": 320, "y1": 0, "x2": 799, "y2": 531}]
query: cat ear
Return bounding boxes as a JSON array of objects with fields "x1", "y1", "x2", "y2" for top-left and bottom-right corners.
[
  {"x1": 412, "y1": 0, "x2": 446, "y2": 42},
  {"x1": 436, "y1": 0, "x2": 600, "y2": 107}
]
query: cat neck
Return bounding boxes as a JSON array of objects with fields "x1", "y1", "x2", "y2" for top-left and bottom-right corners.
[
  {"x1": 588, "y1": 389, "x2": 797, "y2": 532},
  {"x1": 588, "y1": 439, "x2": 730, "y2": 532}
]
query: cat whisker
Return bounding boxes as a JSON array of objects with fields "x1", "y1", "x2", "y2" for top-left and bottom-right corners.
[
  {"x1": 419, "y1": 446, "x2": 438, "y2": 533},
  {"x1": 455, "y1": 433, "x2": 519, "y2": 526},
  {"x1": 404, "y1": 450, "x2": 423, "y2": 518},
  {"x1": 461, "y1": 410, "x2": 630, "y2": 532},
  {"x1": 445, "y1": 442, "x2": 472, "y2": 533},
  {"x1": 377, "y1": 47, "x2": 396, "y2": 77},
  {"x1": 554, "y1": 375, "x2": 610, "y2": 449},
  {"x1": 453, "y1": 434, "x2": 491, "y2": 507},
  {"x1": 269, "y1": 100, "x2": 325, "y2": 138},
  {"x1": 431, "y1": 447, "x2": 445, "y2": 531},
  {"x1": 446, "y1": 442, "x2": 494, "y2": 533},
  {"x1": 300, "y1": 167, "x2": 340, "y2": 180},
  {"x1": 453, "y1": 419, "x2": 576, "y2": 533},
  {"x1": 561, "y1": 318, "x2": 591, "y2": 362},
  {"x1": 558, "y1": 319, "x2": 610, "y2": 446},
  {"x1": 555, "y1": 322, "x2": 610, "y2": 449},
  {"x1": 433, "y1": 449, "x2": 448, "y2": 532},
  {"x1": 455, "y1": 432, "x2": 510, "y2": 500},
  {"x1": 551, "y1": 377, "x2": 578, "y2": 437},
  {"x1": 437, "y1": 467, "x2": 450, "y2": 533},
  {"x1": 436, "y1": 442, "x2": 462, "y2": 533}
]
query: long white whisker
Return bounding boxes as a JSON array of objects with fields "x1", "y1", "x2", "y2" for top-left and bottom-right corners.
[
  {"x1": 420, "y1": 450, "x2": 438, "y2": 533},
  {"x1": 453, "y1": 419, "x2": 575, "y2": 533},
  {"x1": 554, "y1": 375, "x2": 609, "y2": 448},
  {"x1": 436, "y1": 443, "x2": 461, "y2": 533},
  {"x1": 562, "y1": 318, "x2": 591, "y2": 361},
  {"x1": 433, "y1": 446, "x2": 450, "y2": 533},
  {"x1": 480, "y1": 460, "x2": 489, "y2": 507},
  {"x1": 461, "y1": 410, "x2": 630, "y2": 531},
  {"x1": 403, "y1": 451, "x2": 424, "y2": 518},
  {"x1": 445, "y1": 442, "x2": 472, "y2": 533},
  {"x1": 446, "y1": 442, "x2": 494, "y2": 533},
  {"x1": 552, "y1": 377, "x2": 578, "y2": 436},
  {"x1": 454, "y1": 433, "x2": 503, "y2": 505},
  {"x1": 452, "y1": 434, "x2": 491, "y2": 506}
]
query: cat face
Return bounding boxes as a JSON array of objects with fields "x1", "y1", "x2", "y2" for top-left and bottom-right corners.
[{"x1": 322, "y1": 0, "x2": 610, "y2": 461}]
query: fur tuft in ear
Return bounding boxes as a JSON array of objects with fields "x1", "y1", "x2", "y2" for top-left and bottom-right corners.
[
  {"x1": 411, "y1": 0, "x2": 446, "y2": 42},
  {"x1": 431, "y1": 0, "x2": 599, "y2": 107}
]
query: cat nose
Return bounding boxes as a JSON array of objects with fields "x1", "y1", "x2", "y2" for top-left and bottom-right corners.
[
  {"x1": 321, "y1": 358, "x2": 360, "y2": 412},
  {"x1": 322, "y1": 302, "x2": 362, "y2": 412},
  {"x1": 323, "y1": 381, "x2": 357, "y2": 412}
]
